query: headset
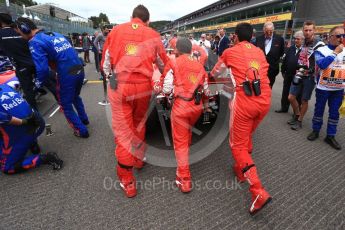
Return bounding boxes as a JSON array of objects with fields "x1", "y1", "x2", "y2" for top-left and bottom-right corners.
[{"x1": 15, "y1": 20, "x2": 32, "y2": 34}]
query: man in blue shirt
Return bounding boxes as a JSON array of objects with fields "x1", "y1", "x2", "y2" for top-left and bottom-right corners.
[{"x1": 14, "y1": 17, "x2": 89, "y2": 138}]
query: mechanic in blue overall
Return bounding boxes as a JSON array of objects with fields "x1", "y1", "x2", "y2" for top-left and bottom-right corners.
[
  {"x1": 0, "y1": 61, "x2": 63, "y2": 174},
  {"x1": 14, "y1": 17, "x2": 89, "y2": 138}
]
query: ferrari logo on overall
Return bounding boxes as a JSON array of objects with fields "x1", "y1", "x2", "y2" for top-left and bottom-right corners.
[
  {"x1": 249, "y1": 60, "x2": 260, "y2": 70},
  {"x1": 132, "y1": 24, "x2": 139, "y2": 30},
  {"x1": 125, "y1": 44, "x2": 138, "y2": 56},
  {"x1": 245, "y1": 44, "x2": 252, "y2": 49},
  {"x1": 188, "y1": 74, "x2": 198, "y2": 84}
]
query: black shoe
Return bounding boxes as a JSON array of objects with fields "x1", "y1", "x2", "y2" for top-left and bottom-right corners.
[
  {"x1": 324, "y1": 136, "x2": 342, "y2": 150},
  {"x1": 291, "y1": 120, "x2": 302, "y2": 130},
  {"x1": 40, "y1": 152, "x2": 63, "y2": 170},
  {"x1": 30, "y1": 142, "x2": 41, "y2": 154},
  {"x1": 307, "y1": 131, "x2": 319, "y2": 141},
  {"x1": 83, "y1": 78, "x2": 88, "y2": 85},
  {"x1": 74, "y1": 131, "x2": 89, "y2": 138},
  {"x1": 275, "y1": 109, "x2": 288, "y2": 113},
  {"x1": 82, "y1": 120, "x2": 90, "y2": 125},
  {"x1": 287, "y1": 115, "x2": 299, "y2": 125}
]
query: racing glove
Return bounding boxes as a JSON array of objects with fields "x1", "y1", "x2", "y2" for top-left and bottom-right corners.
[{"x1": 22, "y1": 112, "x2": 41, "y2": 135}]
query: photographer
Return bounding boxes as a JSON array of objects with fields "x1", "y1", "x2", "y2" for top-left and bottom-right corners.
[{"x1": 288, "y1": 21, "x2": 324, "y2": 130}]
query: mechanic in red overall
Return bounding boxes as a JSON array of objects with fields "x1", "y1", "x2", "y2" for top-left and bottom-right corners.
[
  {"x1": 159, "y1": 37, "x2": 209, "y2": 193},
  {"x1": 210, "y1": 23, "x2": 272, "y2": 215},
  {"x1": 102, "y1": 5, "x2": 168, "y2": 198}
]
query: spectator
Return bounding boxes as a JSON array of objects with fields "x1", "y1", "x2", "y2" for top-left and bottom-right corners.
[
  {"x1": 217, "y1": 28, "x2": 230, "y2": 56},
  {"x1": 212, "y1": 35, "x2": 220, "y2": 55},
  {"x1": 188, "y1": 34, "x2": 198, "y2": 45},
  {"x1": 275, "y1": 30, "x2": 304, "y2": 113},
  {"x1": 92, "y1": 31, "x2": 100, "y2": 72},
  {"x1": 168, "y1": 33, "x2": 177, "y2": 53},
  {"x1": 229, "y1": 33, "x2": 235, "y2": 47},
  {"x1": 287, "y1": 20, "x2": 324, "y2": 130},
  {"x1": 255, "y1": 22, "x2": 285, "y2": 88},
  {"x1": 82, "y1": 32, "x2": 91, "y2": 63},
  {"x1": 199, "y1": 33, "x2": 211, "y2": 54},
  {"x1": 161, "y1": 34, "x2": 169, "y2": 48},
  {"x1": 94, "y1": 26, "x2": 110, "y2": 79},
  {"x1": 209, "y1": 34, "x2": 215, "y2": 49}
]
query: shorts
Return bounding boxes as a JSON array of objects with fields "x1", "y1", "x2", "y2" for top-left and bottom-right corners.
[{"x1": 289, "y1": 76, "x2": 315, "y2": 101}]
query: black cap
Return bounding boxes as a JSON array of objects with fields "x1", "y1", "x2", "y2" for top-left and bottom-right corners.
[{"x1": 176, "y1": 37, "x2": 192, "y2": 54}]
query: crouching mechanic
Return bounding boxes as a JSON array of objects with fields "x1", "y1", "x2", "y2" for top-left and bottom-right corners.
[
  {"x1": 14, "y1": 17, "x2": 90, "y2": 138},
  {"x1": 157, "y1": 38, "x2": 209, "y2": 193},
  {"x1": 0, "y1": 76, "x2": 62, "y2": 174},
  {"x1": 102, "y1": 5, "x2": 169, "y2": 197},
  {"x1": 210, "y1": 23, "x2": 272, "y2": 215}
]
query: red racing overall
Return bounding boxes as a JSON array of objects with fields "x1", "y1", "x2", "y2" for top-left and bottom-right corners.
[
  {"x1": 103, "y1": 18, "x2": 168, "y2": 197},
  {"x1": 211, "y1": 41, "x2": 272, "y2": 214},
  {"x1": 161, "y1": 54, "x2": 208, "y2": 192}
]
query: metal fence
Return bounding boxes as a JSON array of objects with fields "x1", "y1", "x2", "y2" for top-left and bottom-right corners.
[{"x1": 0, "y1": 1, "x2": 94, "y2": 35}]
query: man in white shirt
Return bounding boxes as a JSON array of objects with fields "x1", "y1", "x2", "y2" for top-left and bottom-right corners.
[{"x1": 199, "y1": 33, "x2": 211, "y2": 55}]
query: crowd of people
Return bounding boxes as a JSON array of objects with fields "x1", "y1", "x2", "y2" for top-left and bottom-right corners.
[
  {"x1": 163, "y1": 20, "x2": 345, "y2": 150},
  {"x1": 70, "y1": 27, "x2": 110, "y2": 77},
  {"x1": 0, "y1": 4, "x2": 344, "y2": 217}
]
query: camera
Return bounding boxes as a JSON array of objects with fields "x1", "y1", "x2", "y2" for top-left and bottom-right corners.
[
  {"x1": 296, "y1": 65, "x2": 308, "y2": 74},
  {"x1": 292, "y1": 67, "x2": 306, "y2": 85}
]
